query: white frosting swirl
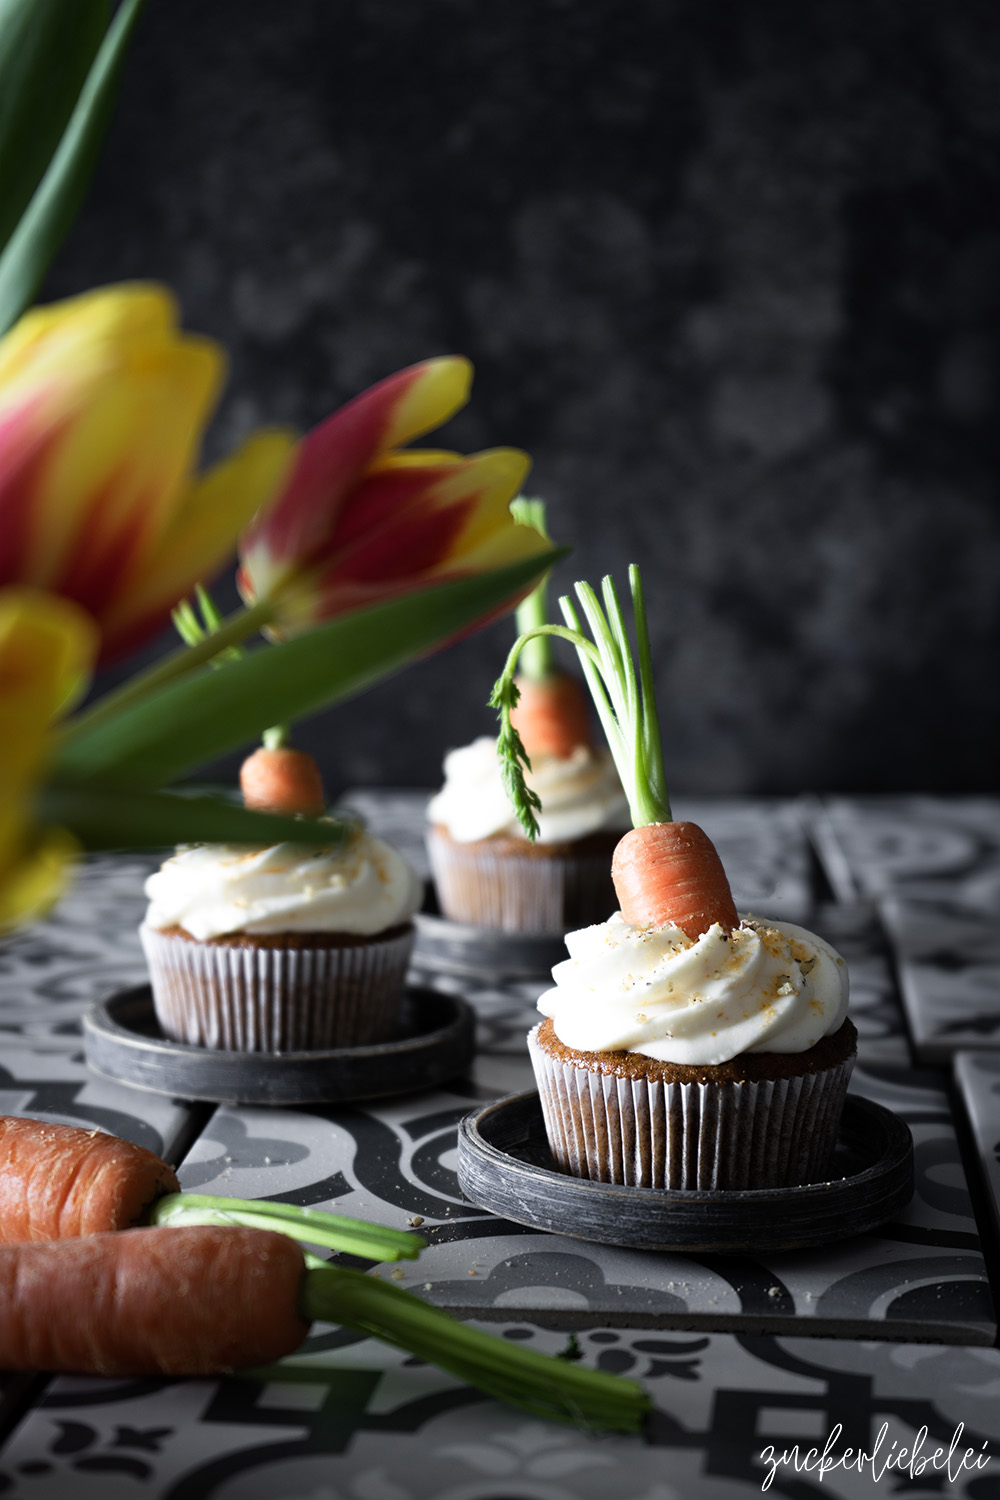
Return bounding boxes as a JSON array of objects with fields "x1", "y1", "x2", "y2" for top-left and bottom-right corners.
[
  {"x1": 427, "y1": 735, "x2": 630, "y2": 843},
  {"x1": 143, "y1": 826, "x2": 422, "y2": 940},
  {"x1": 538, "y1": 913, "x2": 849, "y2": 1063}
]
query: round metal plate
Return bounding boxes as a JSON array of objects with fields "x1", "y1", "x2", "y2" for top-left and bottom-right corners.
[
  {"x1": 84, "y1": 984, "x2": 476, "y2": 1106},
  {"x1": 457, "y1": 1090, "x2": 914, "y2": 1254}
]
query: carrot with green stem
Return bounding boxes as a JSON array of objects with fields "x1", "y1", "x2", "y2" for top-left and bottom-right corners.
[
  {"x1": 0, "y1": 1115, "x2": 420, "y2": 1261},
  {"x1": 0, "y1": 1120, "x2": 649, "y2": 1428},
  {"x1": 174, "y1": 584, "x2": 325, "y2": 816},
  {"x1": 0, "y1": 1226, "x2": 650, "y2": 1428},
  {"x1": 506, "y1": 498, "x2": 594, "y2": 761},
  {"x1": 491, "y1": 564, "x2": 738, "y2": 939}
]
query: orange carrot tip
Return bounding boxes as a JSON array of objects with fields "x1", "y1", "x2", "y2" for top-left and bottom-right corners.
[
  {"x1": 491, "y1": 564, "x2": 738, "y2": 937},
  {"x1": 239, "y1": 744, "x2": 326, "y2": 816}
]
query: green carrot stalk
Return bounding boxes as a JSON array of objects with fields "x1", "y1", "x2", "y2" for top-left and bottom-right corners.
[
  {"x1": 147, "y1": 1194, "x2": 424, "y2": 1262},
  {"x1": 490, "y1": 564, "x2": 671, "y2": 838},
  {"x1": 510, "y1": 496, "x2": 555, "y2": 682},
  {"x1": 290, "y1": 1257, "x2": 649, "y2": 1432}
]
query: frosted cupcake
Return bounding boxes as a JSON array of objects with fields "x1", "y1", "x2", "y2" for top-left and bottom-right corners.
[
  {"x1": 426, "y1": 732, "x2": 629, "y2": 932},
  {"x1": 141, "y1": 748, "x2": 422, "y2": 1052},
  {"x1": 528, "y1": 911, "x2": 855, "y2": 1190},
  {"x1": 426, "y1": 496, "x2": 629, "y2": 932},
  {"x1": 492, "y1": 564, "x2": 856, "y2": 1191}
]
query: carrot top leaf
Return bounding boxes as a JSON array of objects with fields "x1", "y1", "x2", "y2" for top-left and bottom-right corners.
[{"x1": 491, "y1": 564, "x2": 671, "y2": 832}]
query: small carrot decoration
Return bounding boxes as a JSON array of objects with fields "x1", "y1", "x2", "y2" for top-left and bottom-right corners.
[
  {"x1": 174, "y1": 586, "x2": 326, "y2": 817},
  {"x1": 506, "y1": 497, "x2": 594, "y2": 762},
  {"x1": 239, "y1": 739, "x2": 326, "y2": 816},
  {"x1": 491, "y1": 565, "x2": 738, "y2": 939},
  {"x1": 0, "y1": 1117, "x2": 648, "y2": 1428}
]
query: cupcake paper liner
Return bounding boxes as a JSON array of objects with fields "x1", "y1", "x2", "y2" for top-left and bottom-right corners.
[
  {"x1": 426, "y1": 826, "x2": 617, "y2": 931},
  {"x1": 140, "y1": 924, "x2": 415, "y2": 1052},
  {"x1": 528, "y1": 1024, "x2": 856, "y2": 1191}
]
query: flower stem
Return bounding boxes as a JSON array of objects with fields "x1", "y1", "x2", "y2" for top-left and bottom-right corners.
[
  {"x1": 299, "y1": 1263, "x2": 650, "y2": 1432},
  {"x1": 60, "y1": 599, "x2": 278, "y2": 745}
]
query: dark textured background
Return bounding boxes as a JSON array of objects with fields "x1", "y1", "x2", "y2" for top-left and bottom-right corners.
[{"x1": 52, "y1": 0, "x2": 1000, "y2": 796}]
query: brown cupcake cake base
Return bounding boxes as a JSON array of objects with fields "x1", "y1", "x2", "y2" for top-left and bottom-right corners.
[
  {"x1": 426, "y1": 824, "x2": 620, "y2": 932},
  {"x1": 529, "y1": 1016, "x2": 857, "y2": 1191},
  {"x1": 140, "y1": 922, "x2": 415, "y2": 1053}
]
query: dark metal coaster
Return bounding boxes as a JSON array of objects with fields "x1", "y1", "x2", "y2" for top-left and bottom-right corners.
[
  {"x1": 413, "y1": 883, "x2": 566, "y2": 979},
  {"x1": 457, "y1": 1090, "x2": 914, "y2": 1254},
  {"x1": 84, "y1": 984, "x2": 476, "y2": 1106}
]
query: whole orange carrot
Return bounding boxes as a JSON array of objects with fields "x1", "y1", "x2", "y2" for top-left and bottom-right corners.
[{"x1": 0, "y1": 1225, "x2": 648, "y2": 1427}]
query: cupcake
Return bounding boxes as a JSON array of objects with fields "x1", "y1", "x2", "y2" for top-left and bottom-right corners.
[
  {"x1": 426, "y1": 731, "x2": 629, "y2": 932},
  {"x1": 491, "y1": 561, "x2": 856, "y2": 1190},
  {"x1": 528, "y1": 911, "x2": 855, "y2": 1190},
  {"x1": 140, "y1": 747, "x2": 422, "y2": 1051}
]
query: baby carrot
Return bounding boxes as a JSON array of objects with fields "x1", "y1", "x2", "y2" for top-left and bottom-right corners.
[
  {"x1": 507, "y1": 496, "x2": 594, "y2": 761},
  {"x1": 508, "y1": 670, "x2": 594, "y2": 760},
  {"x1": 611, "y1": 820, "x2": 738, "y2": 939},
  {"x1": 239, "y1": 745, "x2": 326, "y2": 816}
]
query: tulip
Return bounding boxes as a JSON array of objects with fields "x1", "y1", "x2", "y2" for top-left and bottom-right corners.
[
  {"x1": 0, "y1": 284, "x2": 295, "y2": 663},
  {"x1": 237, "y1": 357, "x2": 546, "y2": 636},
  {"x1": 0, "y1": 589, "x2": 97, "y2": 930}
]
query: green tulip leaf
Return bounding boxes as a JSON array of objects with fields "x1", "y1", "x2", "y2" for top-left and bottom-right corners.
[
  {"x1": 41, "y1": 785, "x2": 349, "y2": 853},
  {"x1": 53, "y1": 550, "x2": 565, "y2": 789},
  {"x1": 0, "y1": 0, "x2": 145, "y2": 336},
  {"x1": 0, "y1": 0, "x2": 110, "y2": 255}
]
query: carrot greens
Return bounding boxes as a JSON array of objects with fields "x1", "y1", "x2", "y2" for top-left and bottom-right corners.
[
  {"x1": 152, "y1": 1197, "x2": 650, "y2": 1430},
  {"x1": 490, "y1": 564, "x2": 671, "y2": 837},
  {"x1": 290, "y1": 1258, "x2": 650, "y2": 1432},
  {"x1": 146, "y1": 1194, "x2": 423, "y2": 1262}
]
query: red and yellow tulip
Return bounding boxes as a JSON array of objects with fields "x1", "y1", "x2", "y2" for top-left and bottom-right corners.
[
  {"x1": 0, "y1": 589, "x2": 97, "y2": 930},
  {"x1": 0, "y1": 284, "x2": 294, "y2": 664},
  {"x1": 236, "y1": 357, "x2": 545, "y2": 636}
]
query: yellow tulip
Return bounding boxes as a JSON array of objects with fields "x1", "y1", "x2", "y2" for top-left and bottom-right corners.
[
  {"x1": 0, "y1": 589, "x2": 97, "y2": 931},
  {"x1": 0, "y1": 284, "x2": 295, "y2": 663}
]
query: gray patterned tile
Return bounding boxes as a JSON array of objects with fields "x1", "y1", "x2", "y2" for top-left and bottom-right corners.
[
  {"x1": 810, "y1": 795, "x2": 1000, "y2": 908},
  {"x1": 176, "y1": 1058, "x2": 994, "y2": 1346},
  {"x1": 1, "y1": 1331, "x2": 997, "y2": 1498},
  {"x1": 954, "y1": 1050, "x2": 1000, "y2": 1250},
  {"x1": 881, "y1": 898, "x2": 1000, "y2": 1063}
]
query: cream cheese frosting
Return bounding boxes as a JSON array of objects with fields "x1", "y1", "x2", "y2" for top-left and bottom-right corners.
[
  {"x1": 427, "y1": 735, "x2": 630, "y2": 843},
  {"x1": 538, "y1": 912, "x2": 849, "y2": 1064},
  {"x1": 143, "y1": 824, "x2": 422, "y2": 940}
]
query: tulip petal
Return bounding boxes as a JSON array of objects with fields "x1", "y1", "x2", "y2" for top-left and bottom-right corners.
[
  {"x1": 0, "y1": 825, "x2": 77, "y2": 934},
  {"x1": 0, "y1": 588, "x2": 95, "y2": 931},
  {"x1": 98, "y1": 428, "x2": 295, "y2": 662},
  {"x1": 239, "y1": 357, "x2": 472, "y2": 578}
]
